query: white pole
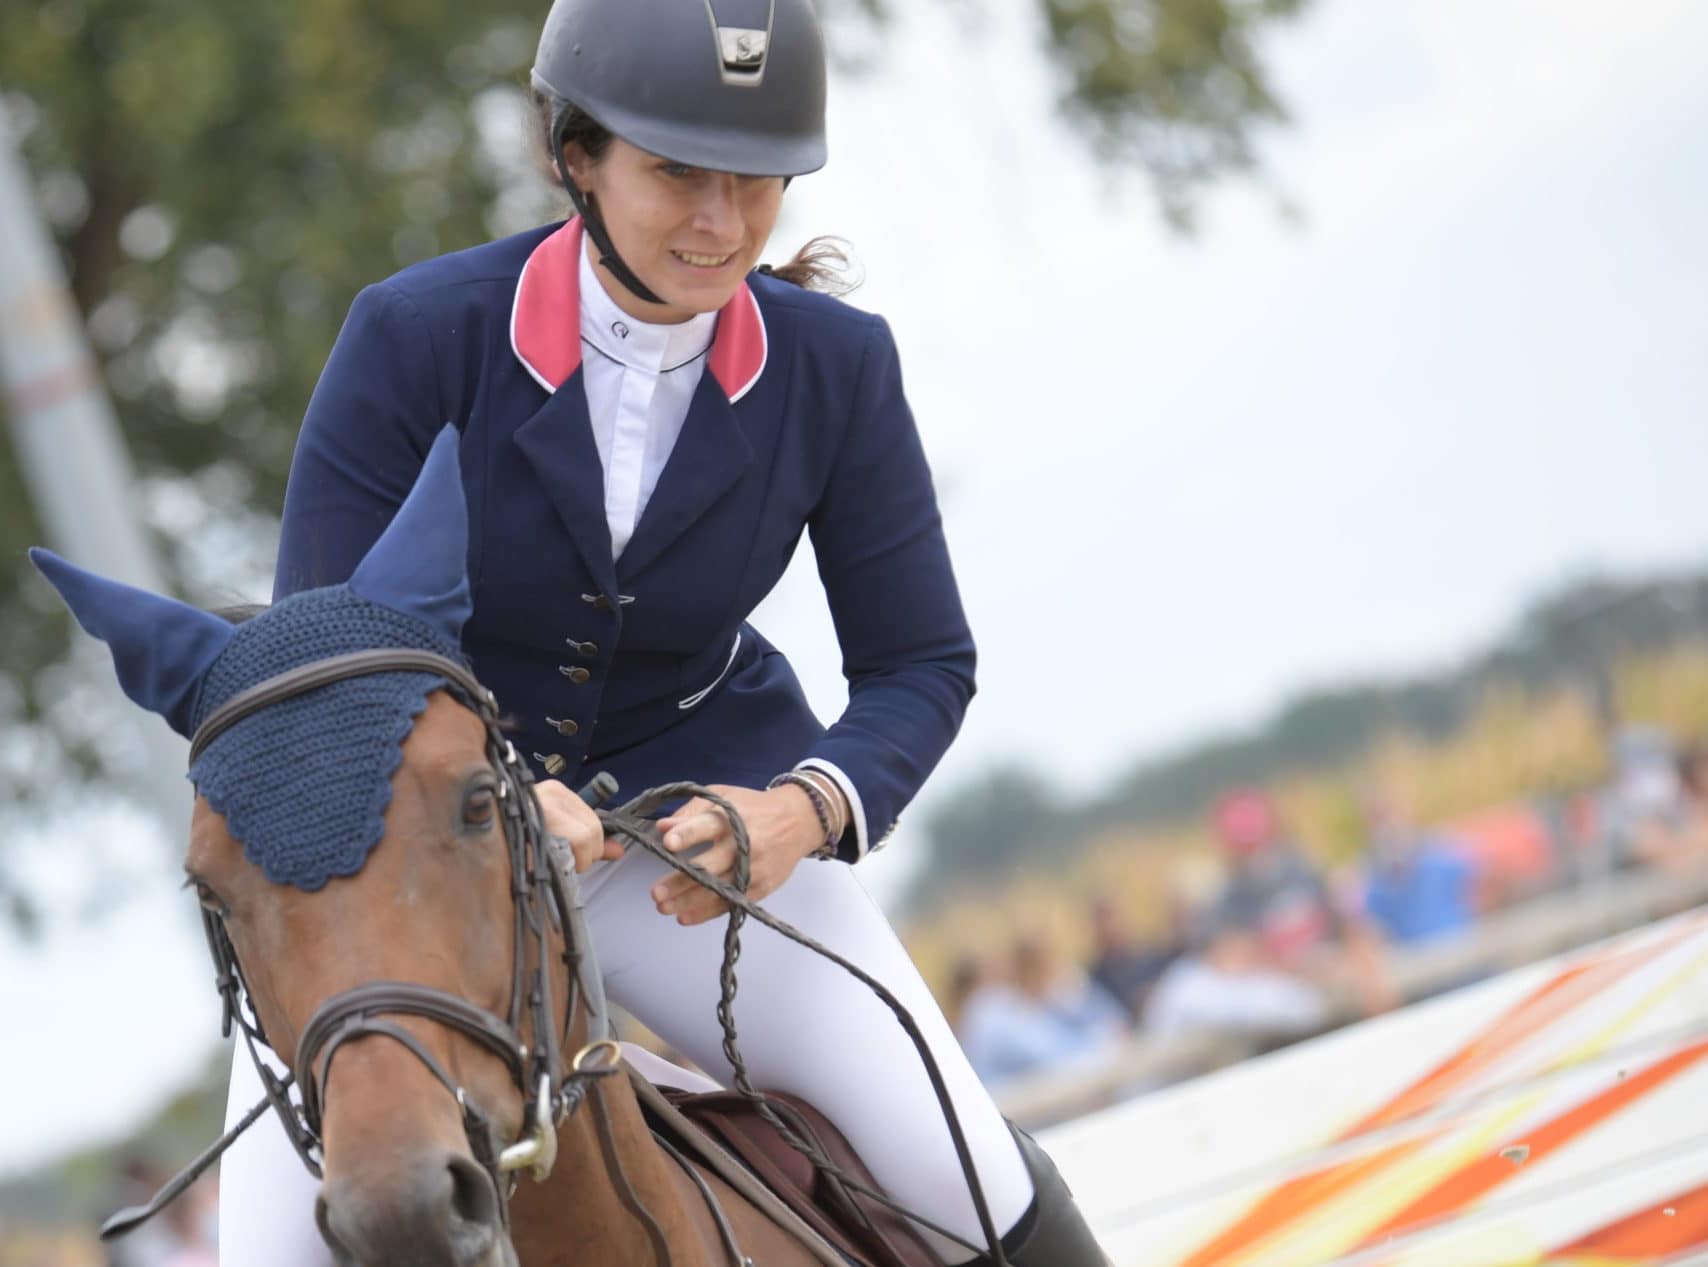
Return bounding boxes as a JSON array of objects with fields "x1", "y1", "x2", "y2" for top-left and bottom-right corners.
[{"x1": 0, "y1": 94, "x2": 192, "y2": 843}]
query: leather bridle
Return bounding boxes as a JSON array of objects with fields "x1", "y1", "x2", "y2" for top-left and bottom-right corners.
[{"x1": 107, "y1": 648, "x2": 622, "y2": 1238}]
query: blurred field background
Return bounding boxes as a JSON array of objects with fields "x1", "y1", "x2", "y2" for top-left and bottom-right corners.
[{"x1": 904, "y1": 640, "x2": 1708, "y2": 989}]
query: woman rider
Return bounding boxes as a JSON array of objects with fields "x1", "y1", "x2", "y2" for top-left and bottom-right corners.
[{"x1": 218, "y1": 0, "x2": 1107, "y2": 1261}]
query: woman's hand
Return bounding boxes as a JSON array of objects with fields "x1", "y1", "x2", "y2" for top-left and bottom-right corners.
[
  {"x1": 651, "y1": 783, "x2": 829, "y2": 925},
  {"x1": 534, "y1": 778, "x2": 624, "y2": 873}
]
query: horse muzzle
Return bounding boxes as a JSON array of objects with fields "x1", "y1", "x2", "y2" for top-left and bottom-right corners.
[{"x1": 316, "y1": 1150, "x2": 511, "y2": 1267}]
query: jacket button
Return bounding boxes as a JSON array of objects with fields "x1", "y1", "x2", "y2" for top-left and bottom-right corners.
[
  {"x1": 580, "y1": 593, "x2": 613, "y2": 612},
  {"x1": 565, "y1": 639, "x2": 598, "y2": 656},
  {"x1": 534, "y1": 752, "x2": 567, "y2": 776},
  {"x1": 558, "y1": 666, "x2": 591, "y2": 684},
  {"x1": 546, "y1": 717, "x2": 580, "y2": 737}
]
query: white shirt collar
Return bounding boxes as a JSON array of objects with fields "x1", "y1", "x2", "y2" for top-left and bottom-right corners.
[{"x1": 578, "y1": 237, "x2": 716, "y2": 373}]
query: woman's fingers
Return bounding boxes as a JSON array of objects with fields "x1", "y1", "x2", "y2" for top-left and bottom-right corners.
[
  {"x1": 647, "y1": 785, "x2": 793, "y2": 924},
  {"x1": 659, "y1": 799, "x2": 727, "y2": 852},
  {"x1": 535, "y1": 778, "x2": 610, "y2": 872},
  {"x1": 670, "y1": 886, "x2": 731, "y2": 926},
  {"x1": 654, "y1": 839, "x2": 736, "y2": 911},
  {"x1": 653, "y1": 843, "x2": 784, "y2": 924}
]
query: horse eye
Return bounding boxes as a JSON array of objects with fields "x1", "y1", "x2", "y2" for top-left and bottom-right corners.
[
  {"x1": 463, "y1": 786, "x2": 498, "y2": 829},
  {"x1": 181, "y1": 874, "x2": 227, "y2": 914}
]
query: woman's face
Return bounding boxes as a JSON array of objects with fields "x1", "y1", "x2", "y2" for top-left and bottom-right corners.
[{"x1": 567, "y1": 136, "x2": 784, "y2": 324}]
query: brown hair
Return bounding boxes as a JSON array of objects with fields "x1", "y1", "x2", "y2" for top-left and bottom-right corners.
[{"x1": 533, "y1": 94, "x2": 856, "y2": 295}]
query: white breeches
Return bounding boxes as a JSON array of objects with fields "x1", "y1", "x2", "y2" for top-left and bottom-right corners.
[{"x1": 217, "y1": 848, "x2": 1033, "y2": 1264}]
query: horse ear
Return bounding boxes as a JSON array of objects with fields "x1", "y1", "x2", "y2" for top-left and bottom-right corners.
[
  {"x1": 347, "y1": 426, "x2": 473, "y2": 645},
  {"x1": 29, "y1": 548, "x2": 235, "y2": 738}
]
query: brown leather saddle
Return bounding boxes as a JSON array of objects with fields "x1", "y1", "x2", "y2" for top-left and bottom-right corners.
[{"x1": 631, "y1": 1069, "x2": 947, "y2": 1267}]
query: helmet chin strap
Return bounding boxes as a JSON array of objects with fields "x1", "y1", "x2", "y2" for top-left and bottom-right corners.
[{"x1": 550, "y1": 108, "x2": 666, "y2": 307}]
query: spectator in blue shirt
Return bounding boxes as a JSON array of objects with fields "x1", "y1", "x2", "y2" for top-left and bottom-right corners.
[
  {"x1": 1359, "y1": 792, "x2": 1479, "y2": 945},
  {"x1": 949, "y1": 939, "x2": 1127, "y2": 1089}
]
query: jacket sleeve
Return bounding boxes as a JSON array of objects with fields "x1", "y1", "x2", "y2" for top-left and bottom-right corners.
[
  {"x1": 273, "y1": 283, "x2": 445, "y2": 600},
  {"x1": 798, "y1": 314, "x2": 976, "y2": 860}
]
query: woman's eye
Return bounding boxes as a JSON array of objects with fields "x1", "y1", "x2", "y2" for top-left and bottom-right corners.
[{"x1": 660, "y1": 162, "x2": 694, "y2": 179}]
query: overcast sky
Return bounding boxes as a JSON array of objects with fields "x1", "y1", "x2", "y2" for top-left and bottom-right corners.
[{"x1": 4, "y1": 0, "x2": 1706, "y2": 1177}]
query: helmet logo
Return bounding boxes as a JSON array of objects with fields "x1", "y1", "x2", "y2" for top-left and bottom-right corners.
[{"x1": 718, "y1": 26, "x2": 769, "y2": 77}]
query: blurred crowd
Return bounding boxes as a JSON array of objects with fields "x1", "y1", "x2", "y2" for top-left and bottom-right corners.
[
  {"x1": 0, "y1": 1168, "x2": 214, "y2": 1267},
  {"x1": 103, "y1": 1166, "x2": 216, "y2": 1267},
  {"x1": 946, "y1": 725, "x2": 1708, "y2": 1093}
]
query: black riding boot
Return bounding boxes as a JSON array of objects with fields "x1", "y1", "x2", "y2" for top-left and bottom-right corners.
[{"x1": 972, "y1": 1124, "x2": 1111, "y2": 1266}]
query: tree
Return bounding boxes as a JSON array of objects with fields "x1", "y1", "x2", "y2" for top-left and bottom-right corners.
[
  {"x1": 0, "y1": 0, "x2": 1310, "y2": 922},
  {"x1": 923, "y1": 764, "x2": 1068, "y2": 881},
  {"x1": 1039, "y1": 0, "x2": 1307, "y2": 227}
]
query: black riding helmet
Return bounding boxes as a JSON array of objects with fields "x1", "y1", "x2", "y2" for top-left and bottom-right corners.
[{"x1": 531, "y1": 0, "x2": 829, "y2": 305}]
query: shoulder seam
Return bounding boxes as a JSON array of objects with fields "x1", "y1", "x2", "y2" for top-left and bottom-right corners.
[{"x1": 367, "y1": 282, "x2": 449, "y2": 434}]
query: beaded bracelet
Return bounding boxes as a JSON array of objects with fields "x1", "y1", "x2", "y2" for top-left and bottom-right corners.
[
  {"x1": 768, "y1": 771, "x2": 840, "y2": 861},
  {"x1": 793, "y1": 768, "x2": 848, "y2": 839}
]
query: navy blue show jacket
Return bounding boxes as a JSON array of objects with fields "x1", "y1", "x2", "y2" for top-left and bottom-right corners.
[{"x1": 273, "y1": 219, "x2": 975, "y2": 860}]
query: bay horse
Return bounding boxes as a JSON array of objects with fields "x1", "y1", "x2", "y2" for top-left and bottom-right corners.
[
  {"x1": 192, "y1": 681, "x2": 831, "y2": 1265},
  {"x1": 33, "y1": 427, "x2": 1000, "y2": 1267}
]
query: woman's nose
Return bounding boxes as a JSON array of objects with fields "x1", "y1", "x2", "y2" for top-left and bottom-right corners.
[{"x1": 692, "y1": 176, "x2": 743, "y2": 239}]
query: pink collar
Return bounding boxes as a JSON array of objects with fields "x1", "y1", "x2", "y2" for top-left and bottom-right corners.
[{"x1": 509, "y1": 218, "x2": 768, "y2": 404}]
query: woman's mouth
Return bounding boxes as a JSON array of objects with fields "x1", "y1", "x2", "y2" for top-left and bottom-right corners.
[{"x1": 670, "y1": 249, "x2": 735, "y2": 269}]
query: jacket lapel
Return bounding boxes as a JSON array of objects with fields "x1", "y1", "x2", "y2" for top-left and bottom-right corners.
[
  {"x1": 505, "y1": 215, "x2": 772, "y2": 588},
  {"x1": 616, "y1": 372, "x2": 755, "y2": 581},
  {"x1": 512, "y1": 376, "x2": 619, "y2": 597}
]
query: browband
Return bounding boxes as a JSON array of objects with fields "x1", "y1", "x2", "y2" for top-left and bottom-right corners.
[{"x1": 190, "y1": 649, "x2": 490, "y2": 763}]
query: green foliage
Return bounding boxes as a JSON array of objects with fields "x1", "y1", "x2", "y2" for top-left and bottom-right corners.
[
  {"x1": 923, "y1": 764, "x2": 1067, "y2": 879},
  {"x1": 0, "y1": 0, "x2": 558, "y2": 816},
  {"x1": 1041, "y1": 0, "x2": 1308, "y2": 227}
]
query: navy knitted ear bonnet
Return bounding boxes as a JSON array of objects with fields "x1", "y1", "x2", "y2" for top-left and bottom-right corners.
[
  {"x1": 30, "y1": 426, "x2": 479, "y2": 892},
  {"x1": 186, "y1": 586, "x2": 464, "y2": 890}
]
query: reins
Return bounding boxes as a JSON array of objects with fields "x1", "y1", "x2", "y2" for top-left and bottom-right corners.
[
  {"x1": 104, "y1": 649, "x2": 1012, "y2": 1266},
  {"x1": 600, "y1": 786, "x2": 1011, "y2": 1262}
]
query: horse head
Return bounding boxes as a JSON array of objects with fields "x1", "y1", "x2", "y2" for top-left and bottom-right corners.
[{"x1": 33, "y1": 429, "x2": 602, "y2": 1266}]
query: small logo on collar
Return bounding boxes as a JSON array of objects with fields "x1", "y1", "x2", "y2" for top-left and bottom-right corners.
[{"x1": 612, "y1": 320, "x2": 630, "y2": 340}]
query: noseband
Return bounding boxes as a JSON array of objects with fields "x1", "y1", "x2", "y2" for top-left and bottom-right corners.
[{"x1": 121, "y1": 649, "x2": 620, "y2": 1236}]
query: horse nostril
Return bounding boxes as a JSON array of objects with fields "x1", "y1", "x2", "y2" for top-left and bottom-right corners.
[
  {"x1": 448, "y1": 1153, "x2": 500, "y2": 1227},
  {"x1": 314, "y1": 1153, "x2": 502, "y2": 1266},
  {"x1": 315, "y1": 1191, "x2": 356, "y2": 1263}
]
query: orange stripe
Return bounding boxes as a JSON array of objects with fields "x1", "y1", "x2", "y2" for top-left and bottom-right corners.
[
  {"x1": 1356, "y1": 1039, "x2": 1708, "y2": 1247},
  {"x1": 1553, "y1": 1180, "x2": 1708, "y2": 1257},
  {"x1": 1177, "y1": 964, "x2": 1590, "y2": 1267},
  {"x1": 1176, "y1": 929, "x2": 1693, "y2": 1267}
]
